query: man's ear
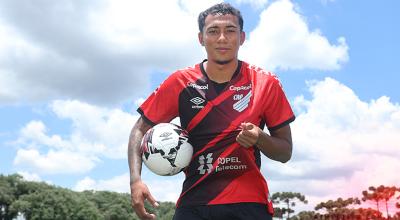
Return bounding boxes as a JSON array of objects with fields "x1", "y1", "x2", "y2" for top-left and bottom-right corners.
[
  {"x1": 198, "y1": 32, "x2": 204, "y2": 46},
  {"x1": 240, "y1": 31, "x2": 246, "y2": 45}
]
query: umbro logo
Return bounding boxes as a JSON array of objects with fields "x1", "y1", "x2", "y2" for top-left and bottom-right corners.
[
  {"x1": 159, "y1": 132, "x2": 172, "y2": 138},
  {"x1": 190, "y1": 97, "x2": 205, "y2": 105},
  {"x1": 159, "y1": 131, "x2": 173, "y2": 141}
]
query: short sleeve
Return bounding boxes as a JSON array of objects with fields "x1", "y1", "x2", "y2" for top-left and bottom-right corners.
[
  {"x1": 137, "y1": 73, "x2": 180, "y2": 125},
  {"x1": 263, "y1": 76, "x2": 295, "y2": 131}
]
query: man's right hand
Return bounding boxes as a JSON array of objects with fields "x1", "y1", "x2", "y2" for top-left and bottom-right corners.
[{"x1": 130, "y1": 180, "x2": 159, "y2": 220}]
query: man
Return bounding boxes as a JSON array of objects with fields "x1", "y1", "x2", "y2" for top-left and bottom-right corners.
[{"x1": 128, "y1": 3, "x2": 295, "y2": 220}]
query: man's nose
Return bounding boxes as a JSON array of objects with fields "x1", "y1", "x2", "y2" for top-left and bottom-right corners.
[{"x1": 217, "y1": 32, "x2": 228, "y2": 42}]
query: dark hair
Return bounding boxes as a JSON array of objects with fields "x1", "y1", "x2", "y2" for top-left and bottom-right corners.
[{"x1": 198, "y1": 3, "x2": 243, "y2": 33}]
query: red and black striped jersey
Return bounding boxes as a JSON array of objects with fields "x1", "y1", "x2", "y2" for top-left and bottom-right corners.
[{"x1": 138, "y1": 60, "x2": 295, "y2": 213}]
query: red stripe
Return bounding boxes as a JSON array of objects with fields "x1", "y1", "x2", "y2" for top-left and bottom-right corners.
[
  {"x1": 208, "y1": 147, "x2": 269, "y2": 205},
  {"x1": 191, "y1": 106, "x2": 251, "y2": 159},
  {"x1": 208, "y1": 169, "x2": 268, "y2": 205},
  {"x1": 187, "y1": 102, "x2": 213, "y2": 131}
]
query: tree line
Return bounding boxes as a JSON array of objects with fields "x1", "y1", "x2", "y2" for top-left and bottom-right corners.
[
  {"x1": 1, "y1": 174, "x2": 399, "y2": 219},
  {"x1": 0, "y1": 174, "x2": 173, "y2": 220},
  {"x1": 271, "y1": 186, "x2": 400, "y2": 220}
]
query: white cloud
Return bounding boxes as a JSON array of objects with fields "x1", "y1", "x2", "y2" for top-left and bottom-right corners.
[
  {"x1": 234, "y1": 0, "x2": 269, "y2": 9},
  {"x1": 18, "y1": 120, "x2": 68, "y2": 150},
  {"x1": 74, "y1": 176, "x2": 98, "y2": 192},
  {"x1": 0, "y1": 0, "x2": 220, "y2": 105},
  {"x1": 264, "y1": 77, "x2": 400, "y2": 212},
  {"x1": 17, "y1": 171, "x2": 42, "y2": 182},
  {"x1": 74, "y1": 173, "x2": 130, "y2": 193},
  {"x1": 50, "y1": 100, "x2": 139, "y2": 158},
  {"x1": 0, "y1": 0, "x2": 348, "y2": 105},
  {"x1": 74, "y1": 172, "x2": 184, "y2": 202},
  {"x1": 14, "y1": 149, "x2": 98, "y2": 174},
  {"x1": 241, "y1": 0, "x2": 348, "y2": 70},
  {"x1": 0, "y1": 19, "x2": 45, "y2": 103},
  {"x1": 13, "y1": 99, "x2": 139, "y2": 174},
  {"x1": 90, "y1": 0, "x2": 197, "y2": 50},
  {"x1": 143, "y1": 172, "x2": 185, "y2": 202}
]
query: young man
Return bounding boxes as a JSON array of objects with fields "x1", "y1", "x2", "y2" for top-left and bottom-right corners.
[{"x1": 128, "y1": 3, "x2": 295, "y2": 220}]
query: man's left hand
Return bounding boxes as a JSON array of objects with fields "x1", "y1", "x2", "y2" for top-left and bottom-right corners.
[{"x1": 236, "y1": 122, "x2": 260, "y2": 148}]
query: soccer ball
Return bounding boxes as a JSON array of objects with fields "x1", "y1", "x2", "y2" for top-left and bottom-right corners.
[{"x1": 141, "y1": 123, "x2": 193, "y2": 176}]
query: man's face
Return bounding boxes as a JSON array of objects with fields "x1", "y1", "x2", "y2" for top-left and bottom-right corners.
[{"x1": 199, "y1": 14, "x2": 245, "y2": 65}]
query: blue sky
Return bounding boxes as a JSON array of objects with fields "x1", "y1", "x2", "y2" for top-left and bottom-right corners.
[{"x1": 1, "y1": 0, "x2": 399, "y2": 214}]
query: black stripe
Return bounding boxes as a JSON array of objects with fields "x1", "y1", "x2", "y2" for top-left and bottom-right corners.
[
  {"x1": 137, "y1": 108, "x2": 156, "y2": 126},
  {"x1": 268, "y1": 116, "x2": 295, "y2": 131}
]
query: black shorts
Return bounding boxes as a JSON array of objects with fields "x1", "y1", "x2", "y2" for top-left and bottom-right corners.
[{"x1": 173, "y1": 203, "x2": 273, "y2": 220}]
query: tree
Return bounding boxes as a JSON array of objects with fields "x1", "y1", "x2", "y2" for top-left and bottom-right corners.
[
  {"x1": 289, "y1": 210, "x2": 316, "y2": 220},
  {"x1": 395, "y1": 193, "x2": 400, "y2": 220},
  {"x1": 354, "y1": 208, "x2": 383, "y2": 219},
  {"x1": 10, "y1": 187, "x2": 101, "y2": 220},
  {"x1": 362, "y1": 185, "x2": 400, "y2": 218},
  {"x1": 273, "y1": 207, "x2": 285, "y2": 220},
  {"x1": 83, "y1": 190, "x2": 137, "y2": 219},
  {"x1": 378, "y1": 185, "x2": 399, "y2": 218},
  {"x1": 156, "y1": 202, "x2": 176, "y2": 220},
  {"x1": 315, "y1": 197, "x2": 360, "y2": 219},
  {"x1": 271, "y1": 192, "x2": 308, "y2": 219},
  {"x1": 0, "y1": 174, "x2": 18, "y2": 220},
  {"x1": 0, "y1": 174, "x2": 42, "y2": 220},
  {"x1": 362, "y1": 186, "x2": 381, "y2": 212},
  {"x1": 0, "y1": 174, "x2": 179, "y2": 220}
]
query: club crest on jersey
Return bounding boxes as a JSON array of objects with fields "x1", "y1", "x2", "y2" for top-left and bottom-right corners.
[{"x1": 233, "y1": 91, "x2": 252, "y2": 112}]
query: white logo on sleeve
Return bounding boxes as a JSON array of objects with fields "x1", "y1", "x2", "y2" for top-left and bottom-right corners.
[
  {"x1": 233, "y1": 91, "x2": 252, "y2": 112},
  {"x1": 198, "y1": 153, "x2": 213, "y2": 174}
]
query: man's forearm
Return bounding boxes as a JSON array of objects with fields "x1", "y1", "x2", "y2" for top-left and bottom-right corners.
[
  {"x1": 256, "y1": 126, "x2": 292, "y2": 163},
  {"x1": 128, "y1": 117, "x2": 152, "y2": 183}
]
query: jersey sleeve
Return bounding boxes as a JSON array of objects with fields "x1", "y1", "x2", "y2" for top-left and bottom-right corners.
[
  {"x1": 137, "y1": 73, "x2": 180, "y2": 125},
  {"x1": 263, "y1": 75, "x2": 295, "y2": 131}
]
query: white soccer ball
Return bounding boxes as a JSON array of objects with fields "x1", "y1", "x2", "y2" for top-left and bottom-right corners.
[{"x1": 141, "y1": 123, "x2": 193, "y2": 176}]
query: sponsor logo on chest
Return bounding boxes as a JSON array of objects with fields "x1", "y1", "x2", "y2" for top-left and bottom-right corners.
[
  {"x1": 198, "y1": 153, "x2": 213, "y2": 174},
  {"x1": 229, "y1": 84, "x2": 251, "y2": 91},
  {"x1": 197, "y1": 153, "x2": 247, "y2": 174},
  {"x1": 187, "y1": 82, "x2": 209, "y2": 90}
]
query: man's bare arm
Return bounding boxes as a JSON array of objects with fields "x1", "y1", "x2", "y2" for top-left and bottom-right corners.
[
  {"x1": 236, "y1": 122, "x2": 292, "y2": 163},
  {"x1": 128, "y1": 116, "x2": 158, "y2": 220},
  {"x1": 128, "y1": 117, "x2": 152, "y2": 183}
]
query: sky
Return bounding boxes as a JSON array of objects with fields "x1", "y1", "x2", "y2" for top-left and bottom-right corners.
[{"x1": 1, "y1": 0, "x2": 399, "y2": 215}]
